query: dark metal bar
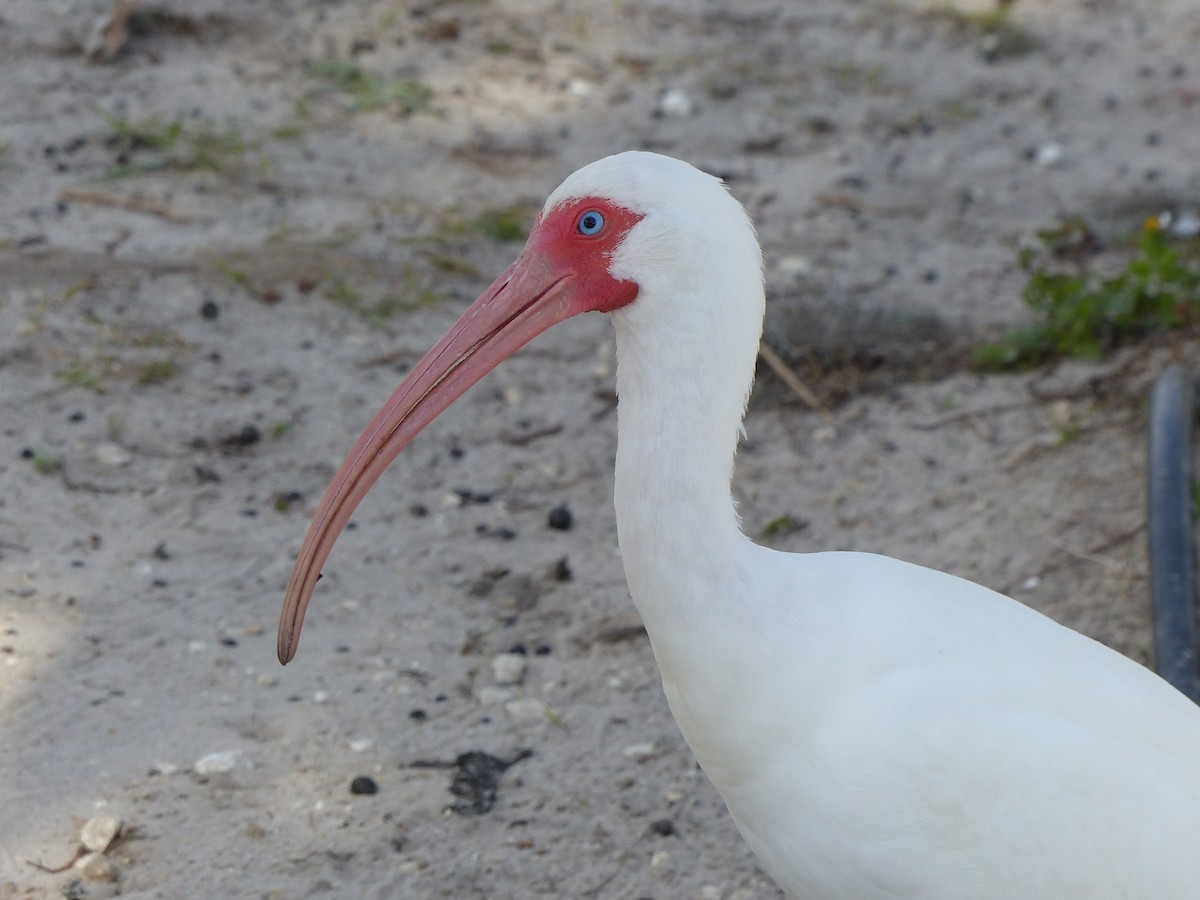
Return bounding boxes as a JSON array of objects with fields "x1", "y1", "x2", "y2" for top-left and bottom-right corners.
[{"x1": 1147, "y1": 365, "x2": 1200, "y2": 703}]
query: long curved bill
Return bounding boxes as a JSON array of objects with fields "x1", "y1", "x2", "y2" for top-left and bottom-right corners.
[{"x1": 277, "y1": 248, "x2": 576, "y2": 664}]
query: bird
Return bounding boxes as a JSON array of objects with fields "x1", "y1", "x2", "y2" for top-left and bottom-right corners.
[{"x1": 278, "y1": 151, "x2": 1200, "y2": 898}]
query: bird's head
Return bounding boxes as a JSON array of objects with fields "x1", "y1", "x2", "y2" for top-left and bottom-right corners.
[{"x1": 277, "y1": 152, "x2": 764, "y2": 664}]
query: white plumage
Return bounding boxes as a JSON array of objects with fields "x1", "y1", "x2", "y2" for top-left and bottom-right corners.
[{"x1": 281, "y1": 152, "x2": 1200, "y2": 898}]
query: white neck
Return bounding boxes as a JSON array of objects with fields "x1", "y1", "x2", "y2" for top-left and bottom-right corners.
[{"x1": 609, "y1": 288, "x2": 761, "y2": 671}]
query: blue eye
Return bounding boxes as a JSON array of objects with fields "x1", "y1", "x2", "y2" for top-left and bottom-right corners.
[{"x1": 577, "y1": 210, "x2": 605, "y2": 235}]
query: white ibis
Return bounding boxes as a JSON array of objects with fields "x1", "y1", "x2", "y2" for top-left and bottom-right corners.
[{"x1": 279, "y1": 152, "x2": 1200, "y2": 898}]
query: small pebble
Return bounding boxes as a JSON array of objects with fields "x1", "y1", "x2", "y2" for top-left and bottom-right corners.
[
  {"x1": 350, "y1": 775, "x2": 378, "y2": 795},
  {"x1": 623, "y1": 742, "x2": 658, "y2": 763},
  {"x1": 658, "y1": 88, "x2": 696, "y2": 118},
  {"x1": 222, "y1": 425, "x2": 261, "y2": 449},
  {"x1": 491, "y1": 652, "x2": 527, "y2": 685},
  {"x1": 1033, "y1": 142, "x2": 1063, "y2": 167},
  {"x1": 475, "y1": 686, "x2": 515, "y2": 706},
  {"x1": 547, "y1": 504, "x2": 573, "y2": 531},
  {"x1": 505, "y1": 698, "x2": 550, "y2": 723},
  {"x1": 94, "y1": 442, "x2": 132, "y2": 468},
  {"x1": 548, "y1": 556, "x2": 572, "y2": 582},
  {"x1": 649, "y1": 818, "x2": 678, "y2": 837},
  {"x1": 1168, "y1": 209, "x2": 1200, "y2": 238},
  {"x1": 80, "y1": 814, "x2": 121, "y2": 853},
  {"x1": 194, "y1": 749, "x2": 244, "y2": 775},
  {"x1": 76, "y1": 852, "x2": 117, "y2": 883},
  {"x1": 776, "y1": 255, "x2": 812, "y2": 279}
]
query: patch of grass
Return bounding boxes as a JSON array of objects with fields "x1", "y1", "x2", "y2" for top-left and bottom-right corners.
[
  {"x1": 273, "y1": 490, "x2": 304, "y2": 513},
  {"x1": 136, "y1": 358, "x2": 179, "y2": 385},
  {"x1": 394, "y1": 203, "x2": 538, "y2": 250},
  {"x1": 220, "y1": 264, "x2": 254, "y2": 293},
  {"x1": 824, "y1": 61, "x2": 886, "y2": 91},
  {"x1": 975, "y1": 218, "x2": 1200, "y2": 371},
  {"x1": 100, "y1": 113, "x2": 248, "y2": 179},
  {"x1": 58, "y1": 360, "x2": 107, "y2": 393},
  {"x1": 425, "y1": 253, "x2": 482, "y2": 278},
  {"x1": 938, "y1": 97, "x2": 982, "y2": 123},
  {"x1": 325, "y1": 277, "x2": 365, "y2": 308},
  {"x1": 760, "y1": 514, "x2": 806, "y2": 537},
  {"x1": 104, "y1": 112, "x2": 185, "y2": 152},
  {"x1": 927, "y1": 4, "x2": 1037, "y2": 61},
  {"x1": 324, "y1": 269, "x2": 450, "y2": 328},
  {"x1": 31, "y1": 449, "x2": 63, "y2": 476},
  {"x1": 473, "y1": 207, "x2": 528, "y2": 242},
  {"x1": 188, "y1": 124, "x2": 247, "y2": 172},
  {"x1": 307, "y1": 59, "x2": 433, "y2": 114},
  {"x1": 269, "y1": 420, "x2": 293, "y2": 440},
  {"x1": 272, "y1": 123, "x2": 306, "y2": 140}
]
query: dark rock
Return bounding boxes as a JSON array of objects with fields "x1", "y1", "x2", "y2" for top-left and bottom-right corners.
[{"x1": 547, "y1": 504, "x2": 573, "y2": 530}]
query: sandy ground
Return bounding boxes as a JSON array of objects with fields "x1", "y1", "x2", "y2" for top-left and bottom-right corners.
[{"x1": 2, "y1": 1, "x2": 1200, "y2": 897}]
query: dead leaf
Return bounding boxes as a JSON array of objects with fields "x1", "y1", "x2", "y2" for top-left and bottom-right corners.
[{"x1": 86, "y1": 0, "x2": 142, "y2": 63}]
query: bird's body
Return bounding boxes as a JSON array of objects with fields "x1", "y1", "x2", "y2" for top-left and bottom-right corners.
[
  {"x1": 279, "y1": 152, "x2": 1200, "y2": 897},
  {"x1": 648, "y1": 548, "x2": 1200, "y2": 898}
]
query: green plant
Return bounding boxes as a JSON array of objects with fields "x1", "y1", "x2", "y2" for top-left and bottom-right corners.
[
  {"x1": 136, "y1": 358, "x2": 179, "y2": 385},
  {"x1": 929, "y1": 4, "x2": 1037, "y2": 61},
  {"x1": 307, "y1": 59, "x2": 432, "y2": 114},
  {"x1": 975, "y1": 219, "x2": 1200, "y2": 371},
  {"x1": 58, "y1": 359, "x2": 106, "y2": 392},
  {"x1": 101, "y1": 113, "x2": 247, "y2": 179},
  {"x1": 104, "y1": 113, "x2": 185, "y2": 151},
  {"x1": 473, "y1": 207, "x2": 528, "y2": 242},
  {"x1": 761, "y1": 514, "x2": 805, "y2": 537},
  {"x1": 31, "y1": 449, "x2": 63, "y2": 475},
  {"x1": 324, "y1": 274, "x2": 445, "y2": 327}
]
